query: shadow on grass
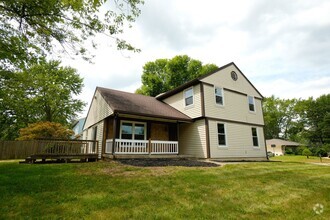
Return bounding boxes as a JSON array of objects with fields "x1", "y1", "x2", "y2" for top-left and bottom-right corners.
[{"x1": 117, "y1": 159, "x2": 219, "y2": 167}]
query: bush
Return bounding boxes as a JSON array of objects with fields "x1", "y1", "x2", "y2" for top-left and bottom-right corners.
[
  {"x1": 285, "y1": 148, "x2": 293, "y2": 155},
  {"x1": 302, "y1": 148, "x2": 312, "y2": 158},
  {"x1": 17, "y1": 121, "x2": 74, "y2": 140},
  {"x1": 315, "y1": 148, "x2": 328, "y2": 157},
  {"x1": 296, "y1": 146, "x2": 307, "y2": 155}
]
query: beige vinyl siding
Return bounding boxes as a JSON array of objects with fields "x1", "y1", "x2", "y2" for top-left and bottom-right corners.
[
  {"x1": 84, "y1": 121, "x2": 104, "y2": 159},
  {"x1": 84, "y1": 90, "x2": 113, "y2": 130},
  {"x1": 179, "y1": 119, "x2": 207, "y2": 158},
  {"x1": 163, "y1": 84, "x2": 202, "y2": 119},
  {"x1": 208, "y1": 120, "x2": 266, "y2": 158},
  {"x1": 201, "y1": 64, "x2": 262, "y2": 98},
  {"x1": 204, "y1": 85, "x2": 264, "y2": 125}
]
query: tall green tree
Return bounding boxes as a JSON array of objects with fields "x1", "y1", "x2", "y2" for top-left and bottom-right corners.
[
  {"x1": 305, "y1": 94, "x2": 330, "y2": 145},
  {"x1": 0, "y1": 0, "x2": 143, "y2": 70},
  {"x1": 0, "y1": 60, "x2": 85, "y2": 140},
  {"x1": 263, "y1": 96, "x2": 300, "y2": 140},
  {"x1": 136, "y1": 55, "x2": 218, "y2": 96}
]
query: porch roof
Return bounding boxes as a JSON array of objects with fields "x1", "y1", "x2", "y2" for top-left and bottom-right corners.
[{"x1": 97, "y1": 87, "x2": 192, "y2": 122}]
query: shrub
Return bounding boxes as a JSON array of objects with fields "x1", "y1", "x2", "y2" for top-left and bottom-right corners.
[
  {"x1": 315, "y1": 148, "x2": 328, "y2": 157},
  {"x1": 296, "y1": 146, "x2": 307, "y2": 155},
  {"x1": 17, "y1": 121, "x2": 74, "y2": 140},
  {"x1": 302, "y1": 148, "x2": 312, "y2": 158},
  {"x1": 285, "y1": 148, "x2": 293, "y2": 155}
]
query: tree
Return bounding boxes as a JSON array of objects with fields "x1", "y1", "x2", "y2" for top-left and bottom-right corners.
[
  {"x1": 302, "y1": 148, "x2": 312, "y2": 159},
  {"x1": 305, "y1": 94, "x2": 330, "y2": 145},
  {"x1": 0, "y1": 0, "x2": 143, "y2": 70},
  {"x1": 0, "y1": 60, "x2": 85, "y2": 140},
  {"x1": 17, "y1": 121, "x2": 74, "y2": 140},
  {"x1": 136, "y1": 55, "x2": 218, "y2": 96},
  {"x1": 262, "y1": 96, "x2": 300, "y2": 140}
]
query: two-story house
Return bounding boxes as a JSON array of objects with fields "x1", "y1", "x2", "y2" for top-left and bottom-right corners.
[{"x1": 83, "y1": 62, "x2": 267, "y2": 160}]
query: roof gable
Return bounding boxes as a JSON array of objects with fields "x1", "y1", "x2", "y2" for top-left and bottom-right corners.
[
  {"x1": 83, "y1": 89, "x2": 114, "y2": 129},
  {"x1": 156, "y1": 62, "x2": 263, "y2": 100},
  {"x1": 200, "y1": 62, "x2": 263, "y2": 98}
]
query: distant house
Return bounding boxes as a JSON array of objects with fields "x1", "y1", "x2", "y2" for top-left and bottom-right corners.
[
  {"x1": 266, "y1": 139, "x2": 301, "y2": 155},
  {"x1": 72, "y1": 118, "x2": 86, "y2": 139},
  {"x1": 83, "y1": 62, "x2": 268, "y2": 160}
]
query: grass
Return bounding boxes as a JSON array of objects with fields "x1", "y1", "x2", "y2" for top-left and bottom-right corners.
[
  {"x1": 270, "y1": 155, "x2": 330, "y2": 164},
  {"x1": 0, "y1": 159, "x2": 329, "y2": 219}
]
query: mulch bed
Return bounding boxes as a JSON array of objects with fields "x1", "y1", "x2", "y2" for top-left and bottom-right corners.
[{"x1": 117, "y1": 159, "x2": 219, "y2": 167}]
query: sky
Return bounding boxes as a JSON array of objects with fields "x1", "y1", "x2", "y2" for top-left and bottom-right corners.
[{"x1": 61, "y1": 0, "x2": 330, "y2": 117}]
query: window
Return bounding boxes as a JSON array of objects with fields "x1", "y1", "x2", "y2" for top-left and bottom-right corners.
[
  {"x1": 248, "y1": 96, "x2": 255, "y2": 112},
  {"x1": 120, "y1": 121, "x2": 146, "y2": 140},
  {"x1": 252, "y1": 128, "x2": 258, "y2": 147},
  {"x1": 217, "y1": 123, "x2": 226, "y2": 146},
  {"x1": 184, "y1": 87, "x2": 193, "y2": 107},
  {"x1": 134, "y1": 123, "x2": 145, "y2": 140},
  {"x1": 215, "y1": 87, "x2": 224, "y2": 106}
]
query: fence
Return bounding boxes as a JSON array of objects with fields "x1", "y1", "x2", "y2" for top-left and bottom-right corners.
[{"x1": 0, "y1": 139, "x2": 99, "y2": 160}]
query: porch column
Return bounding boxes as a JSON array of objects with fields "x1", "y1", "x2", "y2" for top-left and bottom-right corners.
[{"x1": 112, "y1": 113, "x2": 118, "y2": 154}]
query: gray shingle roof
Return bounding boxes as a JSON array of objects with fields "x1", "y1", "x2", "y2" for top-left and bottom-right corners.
[
  {"x1": 97, "y1": 87, "x2": 192, "y2": 122},
  {"x1": 266, "y1": 139, "x2": 301, "y2": 146}
]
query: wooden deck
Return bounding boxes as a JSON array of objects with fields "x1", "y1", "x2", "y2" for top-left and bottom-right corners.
[
  {"x1": 17, "y1": 139, "x2": 99, "y2": 163},
  {"x1": 24, "y1": 153, "x2": 98, "y2": 163}
]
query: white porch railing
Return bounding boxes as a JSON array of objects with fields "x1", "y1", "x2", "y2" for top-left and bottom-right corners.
[
  {"x1": 105, "y1": 139, "x2": 178, "y2": 155},
  {"x1": 150, "y1": 141, "x2": 178, "y2": 154}
]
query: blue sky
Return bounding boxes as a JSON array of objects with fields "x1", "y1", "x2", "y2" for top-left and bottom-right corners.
[{"x1": 61, "y1": 0, "x2": 330, "y2": 117}]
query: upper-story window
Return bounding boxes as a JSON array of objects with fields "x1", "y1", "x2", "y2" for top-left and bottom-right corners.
[
  {"x1": 248, "y1": 96, "x2": 255, "y2": 112},
  {"x1": 215, "y1": 87, "x2": 224, "y2": 106},
  {"x1": 184, "y1": 87, "x2": 194, "y2": 107}
]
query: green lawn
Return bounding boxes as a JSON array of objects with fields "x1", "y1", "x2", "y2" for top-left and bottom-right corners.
[
  {"x1": 270, "y1": 155, "x2": 330, "y2": 164},
  {"x1": 0, "y1": 160, "x2": 329, "y2": 219}
]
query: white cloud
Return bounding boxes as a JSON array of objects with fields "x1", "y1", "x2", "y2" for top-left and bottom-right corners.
[{"x1": 64, "y1": 0, "x2": 330, "y2": 117}]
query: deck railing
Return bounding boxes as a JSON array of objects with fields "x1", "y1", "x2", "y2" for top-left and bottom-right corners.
[
  {"x1": 105, "y1": 139, "x2": 178, "y2": 155},
  {"x1": 0, "y1": 139, "x2": 99, "y2": 160}
]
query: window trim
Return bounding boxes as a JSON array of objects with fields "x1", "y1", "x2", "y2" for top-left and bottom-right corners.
[
  {"x1": 184, "y1": 87, "x2": 194, "y2": 108},
  {"x1": 120, "y1": 120, "x2": 147, "y2": 140},
  {"x1": 252, "y1": 127, "x2": 259, "y2": 147},
  {"x1": 214, "y1": 86, "x2": 225, "y2": 107},
  {"x1": 217, "y1": 123, "x2": 227, "y2": 147},
  {"x1": 248, "y1": 95, "x2": 256, "y2": 112}
]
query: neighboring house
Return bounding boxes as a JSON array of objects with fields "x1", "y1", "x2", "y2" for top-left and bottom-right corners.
[
  {"x1": 72, "y1": 118, "x2": 86, "y2": 139},
  {"x1": 266, "y1": 139, "x2": 301, "y2": 156},
  {"x1": 83, "y1": 62, "x2": 267, "y2": 160}
]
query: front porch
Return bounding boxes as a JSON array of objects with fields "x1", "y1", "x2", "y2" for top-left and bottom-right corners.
[
  {"x1": 105, "y1": 139, "x2": 178, "y2": 155},
  {"x1": 101, "y1": 114, "x2": 188, "y2": 159}
]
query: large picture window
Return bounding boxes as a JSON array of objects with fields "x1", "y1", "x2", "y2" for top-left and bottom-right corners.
[
  {"x1": 215, "y1": 87, "x2": 224, "y2": 106},
  {"x1": 120, "y1": 121, "x2": 146, "y2": 140},
  {"x1": 184, "y1": 87, "x2": 194, "y2": 107},
  {"x1": 252, "y1": 127, "x2": 259, "y2": 147},
  {"x1": 217, "y1": 123, "x2": 226, "y2": 146},
  {"x1": 248, "y1": 96, "x2": 255, "y2": 112}
]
